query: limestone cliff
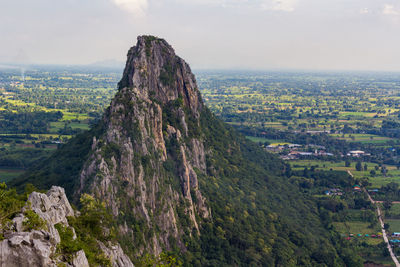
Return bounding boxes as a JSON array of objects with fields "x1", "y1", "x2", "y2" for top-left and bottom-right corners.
[
  {"x1": 77, "y1": 36, "x2": 210, "y2": 255},
  {"x1": 0, "y1": 186, "x2": 133, "y2": 267}
]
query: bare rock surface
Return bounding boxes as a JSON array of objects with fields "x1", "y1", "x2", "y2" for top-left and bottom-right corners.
[
  {"x1": 0, "y1": 231, "x2": 57, "y2": 267},
  {"x1": 0, "y1": 186, "x2": 133, "y2": 267},
  {"x1": 72, "y1": 250, "x2": 89, "y2": 267},
  {"x1": 99, "y1": 241, "x2": 135, "y2": 267}
]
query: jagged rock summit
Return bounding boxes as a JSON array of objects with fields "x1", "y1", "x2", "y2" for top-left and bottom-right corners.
[
  {"x1": 118, "y1": 36, "x2": 203, "y2": 115},
  {"x1": 77, "y1": 35, "x2": 210, "y2": 255}
]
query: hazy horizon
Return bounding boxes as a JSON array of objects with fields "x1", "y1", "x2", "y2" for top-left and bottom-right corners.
[
  {"x1": 3, "y1": 62, "x2": 400, "y2": 75},
  {"x1": 1, "y1": 0, "x2": 400, "y2": 71}
]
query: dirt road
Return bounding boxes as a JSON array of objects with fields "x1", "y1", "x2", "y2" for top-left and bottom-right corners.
[{"x1": 365, "y1": 189, "x2": 400, "y2": 267}]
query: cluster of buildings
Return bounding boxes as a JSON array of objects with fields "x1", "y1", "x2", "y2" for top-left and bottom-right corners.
[
  {"x1": 368, "y1": 189, "x2": 379, "y2": 194},
  {"x1": 266, "y1": 143, "x2": 334, "y2": 160},
  {"x1": 263, "y1": 141, "x2": 372, "y2": 160},
  {"x1": 286, "y1": 150, "x2": 334, "y2": 159},
  {"x1": 324, "y1": 188, "x2": 343, "y2": 196},
  {"x1": 265, "y1": 143, "x2": 301, "y2": 153},
  {"x1": 345, "y1": 233, "x2": 382, "y2": 240},
  {"x1": 9, "y1": 81, "x2": 23, "y2": 87},
  {"x1": 390, "y1": 233, "x2": 400, "y2": 247},
  {"x1": 392, "y1": 233, "x2": 400, "y2": 238},
  {"x1": 324, "y1": 185, "x2": 363, "y2": 197},
  {"x1": 347, "y1": 150, "x2": 370, "y2": 157},
  {"x1": 265, "y1": 142, "x2": 372, "y2": 160}
]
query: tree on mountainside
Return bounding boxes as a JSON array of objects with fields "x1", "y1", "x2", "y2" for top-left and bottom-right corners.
[
  {"x1": 345, "y1": 160, "x2": 351, "y2": 167},
  {"x1": 356, "y1": 161, "x2": 362, "y2": 171}
]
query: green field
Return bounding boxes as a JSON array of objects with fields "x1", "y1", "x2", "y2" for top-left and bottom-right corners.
[
  {"x1": 60, "y1": 111, "x2": 90, "y2": 121},
  {"x1": 290, "y1": 160, "x2": 400, "y2": 189},
  {"x1": 333, "y1": 221, "x2": 382, "y2": 246},
  {"x1": 339, "y1": 111, "x2": 378, "y2": 117},
  {"x1": 245, "y1": 136, "x2": 289, "y2": 145},
  {"x1": 333, "y1": 221, "x2": 381, "y2": 235},
  {"x1": 0, "y1": 168, "x2": 25, "y2": 183},
  {"x1": 388, "y1": 203, "x2": 400, "y2": 215},
  {"x1": 291, "y1": 160, "x2": 379, "y2": 173},
  {"x1": 329, "y1": 133, "x2": 394, "y2": 144},
  {"x1": 68, "y1": 122, "x2": 90, "y2": 130},
  {"x1": 386, "y1": 219, "x2": 400, "y2": 233},
  {"x1": 369, "y1": 175, "x2": 400, "y2": 188},
  {"x1": 50, "y1": 121, "x2": 90, "y2": 132}
]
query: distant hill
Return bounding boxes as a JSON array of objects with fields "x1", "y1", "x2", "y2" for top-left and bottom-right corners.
[{"x1": 88, "y1": 59, "x2": 124, "y2": 69}]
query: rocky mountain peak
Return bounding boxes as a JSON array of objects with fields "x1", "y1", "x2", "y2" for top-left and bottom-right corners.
[
  {"x1": 118, "y1": 35, "x2": 203, "y2": 115},
  {"x1": 73, "y1": 35, "x2": 210, "y2": 256}
]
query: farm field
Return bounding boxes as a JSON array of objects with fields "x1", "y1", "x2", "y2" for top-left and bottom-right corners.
[
  {"x1": 197, "y1": 71, "x2": 400, "y2": 136},
  {"x1": 329, "y1": 133, "x2": 394, "y2": 144},
  {"x1": 385, "y1": 203, "x2": 400, "y2": 216},
  {"x1": 386, "y1": 219, "x2": 400, "y2": 233},
  {"x1": 369, "y1": 175, "x2": 400, "y2": 188},
  {"x1": 290, "y1": 160, "x2": 400, "y2": 188},
  {"x1": 0, "y1": 167, "x2": 25, "y2": 183},
  {"x1": 333, "y1": 222, "x2": 381, "y2": 242},
  {"x1": 245, "y1": 136, "x2": 289, "y2": 145},
  {"x1": 49, "y1": 121, "x2": 90, "y2": 133},
  {"x1": 0, "y1": 66, "x2": 120, "y2": 181},
  {"x1": 332, "y1": 219, "x2": 396, "y2": 266}
]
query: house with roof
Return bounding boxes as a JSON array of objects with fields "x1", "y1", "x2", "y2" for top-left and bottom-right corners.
[
  {"x1": 347, "y1": 150, "x2": 365, "y2": 157},
  {"x1": 325, "y1": 188, "x2": 343, "y2": 196},
  {"x1": 353, "y1": 185, "x2": 362, "y2": 192},
  {"x1": 347, "y1": 150, "x2": 371, "y2": 157}
]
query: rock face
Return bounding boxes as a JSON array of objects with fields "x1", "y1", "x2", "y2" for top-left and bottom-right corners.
[
  {"x1": 77, "y1": 36, "x2": 211, "y2": 255},
  {"x1": 27, "y1": 186, "x2": 75, "y2": 244},
  {"x1": 0, "y1": 230, "x2": 60, "y2": 267},
  {"x1": 98, "y1": 241, "x2": 134, "y2": 267},
  {"x1": 0, "y1": 186, "x2": 133, "y2": 267},
  {"x1": 72, "y1": 250, "x2": 89, "y2": 267}
]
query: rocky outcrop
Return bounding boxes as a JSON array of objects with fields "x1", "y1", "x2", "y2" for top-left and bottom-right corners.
[
  {"x1": 99, "y1": 241, "x2": 134, "y2": 267},
  {"x1": 0, "y1": 186, "x2": 133, "y2": 267},
  {"x1": 77, "y1": 36, "x2": 211, "y2": 255},
  {"x1": 0, "y1": 230, "x2": 58, "y2": 267},
  {"x1": 26, "y1": 186, "x2": 74, "y2": 243},
  {"x1": 72, "y1": 250, "x2": 89, "y2": 267},
  {"x1": 0, "y1": 187, "x2": 73, "y2": 267}
]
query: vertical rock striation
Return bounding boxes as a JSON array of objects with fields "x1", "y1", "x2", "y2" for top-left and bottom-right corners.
[{"x1": 77, "y1": 36, "x2": 210, "y2": 255}]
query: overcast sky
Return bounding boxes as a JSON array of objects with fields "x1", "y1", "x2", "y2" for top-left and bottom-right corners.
[{"x1": 1, "y1": 0, "x2": 400, "y2": 71}]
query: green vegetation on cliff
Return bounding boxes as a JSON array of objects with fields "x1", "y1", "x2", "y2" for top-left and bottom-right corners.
[{"x1": 12, "y1": 106, "x2": 364, "y2": 266}]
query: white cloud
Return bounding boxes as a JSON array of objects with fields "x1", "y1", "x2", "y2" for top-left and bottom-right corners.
[
  {"x1": 383, "y1": 4, "x2": 400, "y2": 16},
  {"x1": 174, "y1": 0, "x2": 298, "y2": 12},
  {"x1": 111, "y1": 0, "x2": 148, "y2": 16},
  {"x1": 359, "y1": 7, "x2": 369, "y2": 14},
  {"x1": 261, "y1": 0, "x2": 298, "y2": 12}
]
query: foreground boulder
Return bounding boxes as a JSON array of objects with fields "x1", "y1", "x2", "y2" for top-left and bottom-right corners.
[{"x1": 0, "y1": 186, "x2": 133, "y2": 267}]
